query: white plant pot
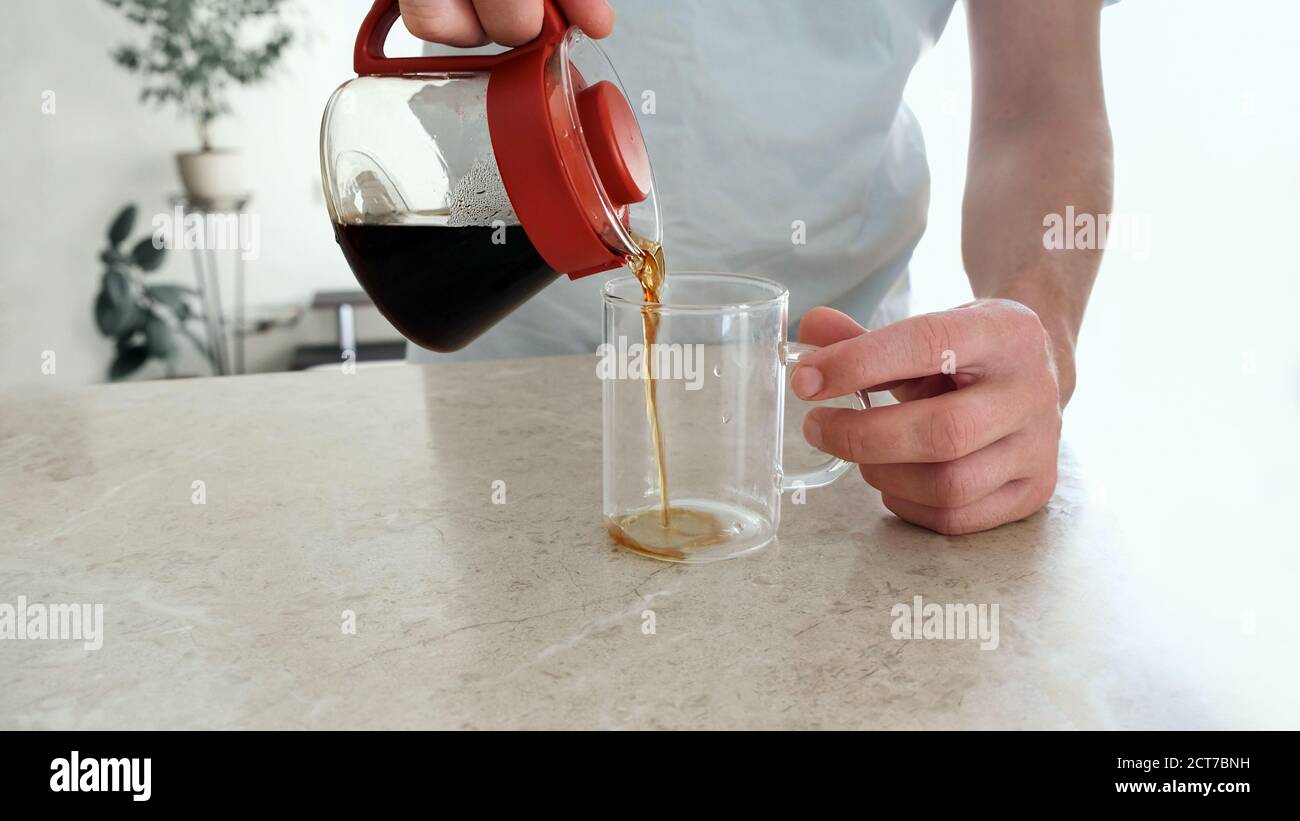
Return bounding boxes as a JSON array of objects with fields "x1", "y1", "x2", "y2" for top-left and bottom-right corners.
[{"x1": 176, "y1": 150, "x2": 248, "y2": 208}]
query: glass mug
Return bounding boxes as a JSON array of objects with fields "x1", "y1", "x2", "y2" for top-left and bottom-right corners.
[{"x1": 602, "y1": 273, "x2": 868, "y2": 563}]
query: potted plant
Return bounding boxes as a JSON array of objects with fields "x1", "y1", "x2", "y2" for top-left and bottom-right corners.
[
  {"x1": 94, "y1": 204, "x2": 211, "y2": 380},
  {"x1": 104, "y1": 0, "x2": 295, "y2": 207}
]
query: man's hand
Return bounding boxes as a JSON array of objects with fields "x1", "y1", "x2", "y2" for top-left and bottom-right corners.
[
  {"x1": 398, "y1": 0, "x2": 614, "y2": 47},
  {"x1": 794, "y1": 302, "x2": 1064, "y2": 536}
]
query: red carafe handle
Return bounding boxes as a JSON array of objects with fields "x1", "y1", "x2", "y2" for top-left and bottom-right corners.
[{"x1": 355, "y1": 0, "x2": 569, "y2": 75}]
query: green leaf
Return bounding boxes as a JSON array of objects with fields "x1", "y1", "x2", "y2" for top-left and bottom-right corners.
[
  {"x1": 100, "y1": 248, "x2": 128, "y2": 266},
  {"x1": 102, "y1": 270, "x2": 132, "y2": 314},
  {"x1": 95, "y1": 282, "x2": 143, "y2": 339},
  {"x1": 145, "y1": 284, "x2": 195, "y2": 318},
  {"x1": 95, "y1": 266, "x2": 149, "y2": 337},
  {"x1": 145, "y1": 314, "x2": 177, "y2": 358},
  {"x1": 105, "y1": 301, "x2": 143, "y2": 338},
  {"x1": 103, "y1": 0, "x2": 295, "y2": 131},
  {"x1": 102, "y1": 268, "x2": 131, "y2": 303},
  {"x1": 131, "y1": 237, "x2": 167, "y2": 272},
  {"x1": 108, "y1": 205, "x2": 137, "y2": 247},
  {"x1": 108, "y1": 345, "x2": 150, "y2": 381},
  {"x1": 94, "y1": 291, "x2": 123, "y2": 336}
]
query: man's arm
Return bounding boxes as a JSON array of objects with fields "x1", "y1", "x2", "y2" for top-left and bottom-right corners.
[
  {"x1": 963, "y1": 0, "x2": 1113, "y2": 404},
  {"x1": 793, "y1": 0, "x2": 1112, "y2": 534}
]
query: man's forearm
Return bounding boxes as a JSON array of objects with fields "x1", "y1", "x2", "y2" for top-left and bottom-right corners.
[
  {"x1": 961, "y1": 108, "x2": 1112, "y2": 405},
  {"x1": 961, "y1": 0, "x2": 1112, "y2": 407}
]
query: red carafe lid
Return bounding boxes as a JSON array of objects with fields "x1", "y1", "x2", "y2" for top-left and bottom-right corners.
[{"x1": 353, "y1": 0, "x2": 659, "y2": 279}]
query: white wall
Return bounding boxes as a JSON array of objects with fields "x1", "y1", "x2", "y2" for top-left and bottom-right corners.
[
  {"x1": 0, "y1": 0, "x2": 431, "y2": 385},
  {"x1": 906, "y1": 0, "x2": 1300, "y2": 317},
  {"x1": 908, "y1": 0, "x2": 1300, "y2": 692}
]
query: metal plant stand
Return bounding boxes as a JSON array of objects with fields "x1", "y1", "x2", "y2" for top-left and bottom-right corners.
[{"x1": 172, "y1": 196, "x2": 252, "y2": 376}]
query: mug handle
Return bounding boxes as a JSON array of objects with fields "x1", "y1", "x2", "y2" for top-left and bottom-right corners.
[{"x1": 781, "y1": 341, "x2": 870, "y2": 491}]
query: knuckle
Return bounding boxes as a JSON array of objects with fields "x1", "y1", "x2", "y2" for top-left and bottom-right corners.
[
  {"x1": 998, "y1": 300, "x2": 1049, "y2": 354},
  {"x1": 833, "y1": 421, "x2": 870, "y2": 464},
  {"x1": 400, "y1": 3, "x2": 462, "y2": 40},
  {"x1": 992, "y1": 297, "x2": 1035, "y2": 325},
  {"x1": 931, "y1": 460, "x2": 978, "y2": 507},
  {"x1": 401, "y1": 16, "x2": 442, "y2": 41},
  {"x1": 925, "y1": 405, "x2": 976, "y2": 461},
  {"x1": 819, "y1": 337, "x2": 874, "y2": 393},
  {"x1": 1045, "y1": 402, "x2": 1064, "y2": 437},
  {"x1": 1035, "y1": 463, "x2": 1060, "y2": 506},
  {"x1": 913, "y1": 313, "x2": 955, "y2": 372},
  {"x1": 929, "y1": 507, "x2": 972, "y2": 536},
  {"x1": 1036, "y1": 368, "x2": 1062, "y2": 406},
  {"x1": 1011, "y1": 473, "x2": 1058, "y2": 525},
  {"x1": 848, "y1": 345, "x2": 876, "y2": 389},
  {"x1": 858, "y1": 462, "x2": 882, "y2": 488},
  {"x1": 480, "y1": 4, "x2": 542, "y2": 45}
]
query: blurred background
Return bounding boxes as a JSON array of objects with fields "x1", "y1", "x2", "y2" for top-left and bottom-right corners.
[{"x1": 0, "y1": 0, "x2": 426, "y2": 381}]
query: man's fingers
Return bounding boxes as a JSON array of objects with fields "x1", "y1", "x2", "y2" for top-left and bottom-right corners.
[
  {"x1": 471, "y1": 0, "x2": 545, "y2": 45},
  {"x1": 804, "y1": 384, "x2": 1033, "y2": 464},
  {"x1": 882, "y1": 472, "x2": 1056, "y2": 536},
  {"x1": 889, "y1": 374, "x2": 956, "y2": 403},
  {"x1": 858, "y1": 432, "x2": 1031, "y2": 508},
  {"x1": 556, "y1": 0, "x2": 615, "y2": 37},
  {"x1": 400, "y1": 0, "x2": 489, "y2": 46},
  {"x1": 404, "y1": 0, "x2": 613, "y2": 46},
  {"x1": 794, "y1": 307, "x2": 868, "y2": 398},
  {"x1": 793, "y1": 302, "x2": 1043, "y2": 400},
  {"x1": 796, "y1": 309, "x2": 986, "y2": 400},
  {"x1": 798, "y1": 306, "x2": 866, "y2": 348}
]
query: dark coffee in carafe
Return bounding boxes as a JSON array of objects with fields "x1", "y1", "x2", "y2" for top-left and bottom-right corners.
[{"x1": 334, "y1": 222, "x2": 559, "y2": 353}]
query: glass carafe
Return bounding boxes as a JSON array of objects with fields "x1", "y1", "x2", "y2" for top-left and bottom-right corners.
[{"x1": 321, "y1": 0, "x2": 660, "y2": 352}]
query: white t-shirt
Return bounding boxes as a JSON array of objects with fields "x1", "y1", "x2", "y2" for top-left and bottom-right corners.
[{"x1": 411, "y1": 0, "x2": 959, "y2": 363}]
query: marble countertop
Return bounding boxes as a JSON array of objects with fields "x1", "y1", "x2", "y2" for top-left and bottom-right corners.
[{"x1": 2, "y1": 356, "x2": 1295, "y2": 729}]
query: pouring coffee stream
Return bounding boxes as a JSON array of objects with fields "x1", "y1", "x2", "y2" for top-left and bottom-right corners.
[
  {"x1": 610, "y1": 237, "x2": 733, "y2": 560},
  {"x1": 629, "y1": 237, "x2": 669, "y2": 526}
]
